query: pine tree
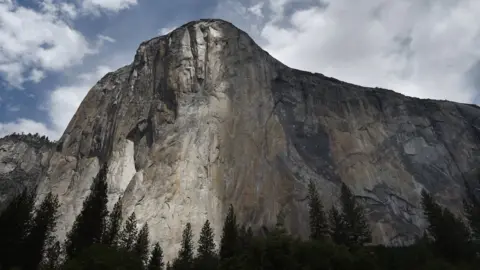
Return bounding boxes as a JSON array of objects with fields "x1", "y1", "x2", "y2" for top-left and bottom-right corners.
[
  {"x1": 219, "y1": 204, "x2": 238, "y2": 261},
  {"x1": 195, "y1": 219, "x2": 218, "y2": 270},
  {"x1": 120, "y1": 212, "x2": 138, "y2": 252},
  {"x1": 148, "y1": 242, "x2": 164, "y2": 270},
  {"x1": 264, "y1": 211, "x2": 296, "y2": 270},
  {"x1": 135, "y1": 223, "x2": 150, "y2": 266},
  {"x1": 65, "y1": 163, "x2": 109, "y2": 259},
  {"x1": 0, "y1": 188, "x2": 35, "y2": 269},
  {"x1": 307, "y1": 180, "x2": 329, "y2": 241},
  {"x1": 23, "y1": 192, "x2": 60, "y2": 270},
  {"x1": 329, "y1": 206, "x2": 347, "y2": 245},
  {"x1": 166, "y1": 262, "x2": 172, "y2": 270},
  {"x1": 173, "y1": 222, "x2": 194, "y2": 270},
  {"x1": 421, "y1": 189, "x2": 474, "y2": 262},
  {"x1": 463, "y1": 179, "x2": 480, "y2": 244},
  {"x1": 197, "y1": 220, "x2": 216, "y2": 258},
  {"x1": 339, "y1": 183, "x2": 371, "y2": 247},
  {"x1": 103, "y1": 197, "x2": 123, "y2": 247},
  {"x1": 40, "y1": 239, "x2": 62, "y2": 270}
]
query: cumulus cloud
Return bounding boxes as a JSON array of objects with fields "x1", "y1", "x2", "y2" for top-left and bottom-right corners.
[
  {"x1": 0, "y1": 118, "x2": 59, "y2": 139},
  {"x1": 0, "y1": 0, "x2": 139, "y2": 88},
  {"x1": 0, "y1": 65, "x2": 114, "y2": 140},
  {"x1": 222, "y1": 0, "x2": 480, "y2": 104},
  {"x1": 0, "y1": 1, "x2": 92, "y2": 87},
  {"x1": 248, "y1": 2, "x2": 264, "y2": 17},
  {"x1": 82, "y1": 0, "x2": 138, "y2": 14},
  {"x1": 47, "y1": 65, "x2": 113, "y2": 133}
]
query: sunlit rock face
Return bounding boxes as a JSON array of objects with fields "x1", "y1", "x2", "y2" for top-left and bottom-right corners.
[
  {"x1": 0, "y1": 137, "x2": 52, "y2": 209},
  {"x1": 2, "y1": 19, "x2": 480, "y2": 261}
]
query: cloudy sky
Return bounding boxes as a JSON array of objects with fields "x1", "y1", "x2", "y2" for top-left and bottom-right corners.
[{"x1": 1, "y1": 0, "x2": 480, "y2": 140}]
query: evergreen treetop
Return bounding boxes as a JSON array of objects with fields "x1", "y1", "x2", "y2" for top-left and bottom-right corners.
[
  {"x1": 339, "y1": 183, "x2": 371, "y2": 248},
  {"x1": 23, "y1": 192, "x2": 60, "y2": 270},
  {"x1": 421, "y1": 189, "x2": 474, "y2": 262},
  {"x1": 135, "y1": 223, "x2": 150, "y2": 266},
  {"x1": 103, "y1": 197, "x2": 123, "y2": 247},
  {"x1": 197, "y1": 219, "x2": 216, "y2": 258},
  {"x1": 0, "y1": 188, "x2": 35, "y2": 269},
  {"x1": 65, "y1": 163, "x2": 109, "y2": 259},
  {"x1": 307, "y1": 180, "x2": 330, "y2": 241},
  {"x1": 148, "y1": 243, "x2": 164, "y2": 270},
  {"x1": 120, "y1": 212, "x2": 138, "y2": 252},
  {"x1": 173, "y1": 222, "x2": 194, "y2": 270},
  {"x1": 220, "y1": 204, "x2": 238, "y2": 261}
]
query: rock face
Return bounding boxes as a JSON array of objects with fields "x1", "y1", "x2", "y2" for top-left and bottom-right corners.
[
  {"x1": 0, "y1": 136, "x2": 52, "y2": 209},
  {"x1": 2, "y1": 19, "x2": 480, "y2": 260}
]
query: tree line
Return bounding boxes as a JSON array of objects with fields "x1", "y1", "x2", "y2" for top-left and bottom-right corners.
[
  {"x1": 1, "y1": 132, "x2": 55, "y2": 148},
  {"x1": 0, "y1": 162, "x2": 479, "y2": 269}
]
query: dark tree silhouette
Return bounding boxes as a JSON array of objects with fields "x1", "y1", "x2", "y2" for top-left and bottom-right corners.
[
  {"x1": 421, "y1": 189, "x2": 474, "y2": 262},
  {"x1": 0, "y1": 188, "x2": 35, "y2": 269},
  {"x1": 103, "y1": 198, "x2": 123, "y2": 247},
  {"x1": 147, "y1": 242, "x2": 164, "y2": 270},
  {"x1": 307, "y1": 180, "x2": 329, "y2": 241},
  {"x1": 135, "y1": 223, "x2": 150, "y2": 266},
  {"x1": 65, "y1": 163, "x2": 109, "y2": 259},
  {"x1": 219, "y1": 205, "x2": 238, "y2": 261},
  {"x1": 173, "y1": 222, "x2": 194, "y2": 270},
  {"x1": 195, "y1": 219, "x2": 218, "y2": 270},
  {"x1": 339, "y1": 183, "x2": 371, "y2": 247},
  {"x1": 23, "y1": 192, "x2": 60, "y2": 270},
  {"x1": 120, "y1": 212, "x2": 138, "y2": 252}
]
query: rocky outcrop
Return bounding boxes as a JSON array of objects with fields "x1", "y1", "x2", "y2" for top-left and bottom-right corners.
[
  {"x1": 0, "y1": 135, "x2": 53, "y2": 209},
  {"x1": 2, "y1": 19, "x2": 480, "y2": 261}
]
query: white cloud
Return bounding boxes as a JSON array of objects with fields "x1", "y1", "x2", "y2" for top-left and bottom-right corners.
[
  {"x1": 158, "y1": 26, "x2": 176, "y2": 35},
  {"x1": 48, "y1": 65, "x2": 113, "y2": 132},
  {"x1": 0, "y1": 65, "x2": 114, "y2": 140},
  {"x1": 0, "y1": 118, "x2": 59, "y2": 139},
  {"x1": 0, "y1": 1, "x2": 93, "y2": 87},
  {"x1": 6, "y1": 104, "x2": 20, "y2": 112},
  {"x1": 98, "y1": 34, "x2": 116, "y2": 43},
  {"x1": 248, "y1": 2, "x2": 264, "y2": 17},
  {"x1": 29, "y1": 69, "x2": 46, "y2": 83},
  {"x1": 224, "y1": 0, "x2": 480, "y2": 104},
  {"x1": 82, "y1": 0, "x2": 138, "y2": 14}
]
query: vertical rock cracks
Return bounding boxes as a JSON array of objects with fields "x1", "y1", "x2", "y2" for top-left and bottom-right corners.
[{"x1": 1, "y1": 19, "x2": 480, "y2": 262}]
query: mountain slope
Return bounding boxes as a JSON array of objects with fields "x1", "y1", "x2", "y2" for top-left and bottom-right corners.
[{"x1": 3, "y1": 19, "x2": 480, "y2": 260}]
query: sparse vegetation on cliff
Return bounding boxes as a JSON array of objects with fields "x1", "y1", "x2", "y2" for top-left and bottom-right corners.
[{"x1": 0, "y1": 132, "x2": 56, "y2": 149}]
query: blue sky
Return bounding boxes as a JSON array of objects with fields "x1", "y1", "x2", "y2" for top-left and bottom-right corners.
[{"x1": 1, "y1": 0, "x2": 480, "y2": 140}]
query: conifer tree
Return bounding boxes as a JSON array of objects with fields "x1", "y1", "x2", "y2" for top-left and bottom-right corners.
[
  {"x1": 120, "y1": 212, "x2": 138, "y2": 252},
  {"x1": 148, "y1": 242, "x2": 164, "y2": 270},
  {"x1": 41, "y1": 239, "x2": 62, "y2": 270},
  {"x1": 219, "y1": 204, "x2": 238, "y2": 261},
  {"x1": 329, "y1": 206, "x2": 347, "y2": 245},
  {"x1": 307, "y1": 180, "x2": 329, "y2": 241},
  {"x1": 0, "y1": 188, "x2": 35, "y2": 269},
  {"x1": 339, "y1": 183, "x2": 371, "y2": 247},
  {"x1": 463, "y1": 179, "x2": 480, "y2": 244},
  {"x1": 166, "y1": 262, "x2": 172, "y2": 270},
  {"x1": 421, "y1": 189, "x2": 474, "y2": 262},
  {"x1": 103, "y1": 197, "x2": 123, "y2": 247},
  {"x1": 264, "y1": 211, "x2": 296, "y2": 270},
  {"x1": 65, "y1": 163, "x2": 109, "y2": 259},
  {"x1": 173, "y1": 222, "x2": 194, "y2": 270},
  {"x1": 135, "y1": 223, "x2": 150, "y2": 266},
  {"x1": 195, "y1": 220, "x2": 218, "y2": 270},
  {"x1": 23, "y1": 192, "x2": 60, "y2": 270}
]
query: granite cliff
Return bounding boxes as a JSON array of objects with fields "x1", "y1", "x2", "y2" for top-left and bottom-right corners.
[{"x1": 1, "y1": 19, "x2": 480, "y2": 260}]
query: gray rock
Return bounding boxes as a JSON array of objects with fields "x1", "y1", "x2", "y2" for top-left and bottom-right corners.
[{"x1": 2, "y1": 19, "x2": 480, "y2": 261}]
